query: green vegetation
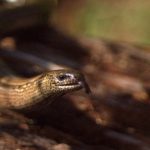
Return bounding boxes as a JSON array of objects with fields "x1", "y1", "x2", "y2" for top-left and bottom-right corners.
[{"x1": 76, "y1": 0, "x2": 150, "y2": 44}]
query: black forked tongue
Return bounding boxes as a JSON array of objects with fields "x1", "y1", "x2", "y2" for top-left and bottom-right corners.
[
  {"x1": 80, "y1": 78, "x2": 91, "y2": 94},
  {"x1": 83, "y1": 81, "x2": 91, "y2": 94}
]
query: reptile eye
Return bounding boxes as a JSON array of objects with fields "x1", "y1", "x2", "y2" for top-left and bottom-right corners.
[{"x1": 57, "y1": 74, "x2": 70, "y2": 81}]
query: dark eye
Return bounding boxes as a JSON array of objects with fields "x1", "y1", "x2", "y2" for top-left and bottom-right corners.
[{"x1": 57, "y1": 74, "x2": 70, "y2": 81}]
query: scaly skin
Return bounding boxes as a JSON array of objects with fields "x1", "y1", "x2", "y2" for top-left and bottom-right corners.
[{"x1": 0, "y1": 69, "x2": 90, "y2": 110}]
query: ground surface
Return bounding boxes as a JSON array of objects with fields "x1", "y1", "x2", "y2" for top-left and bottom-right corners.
[{"x1": 0, "y1": 25, "x2": 149, "y2": 150}]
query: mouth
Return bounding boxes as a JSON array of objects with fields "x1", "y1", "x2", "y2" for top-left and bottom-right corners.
[
  {"x1": 58, "y1": 81, "x2": 91, "y2": 94},
  {"x1": 58, "y1": 81, "x2": 82, "y2": 88}
]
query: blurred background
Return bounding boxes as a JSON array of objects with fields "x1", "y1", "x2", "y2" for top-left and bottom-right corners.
[
  {"x1": 0, "y1": 1, "x2": 150, "y2": 150},
  {"x1": 52, "y1": 0, "x2": 150, "y2": 45}
]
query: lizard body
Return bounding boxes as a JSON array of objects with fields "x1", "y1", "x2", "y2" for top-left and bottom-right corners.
[{"x1": 0, "y1": 69, "x2": 90, "y2": 110}]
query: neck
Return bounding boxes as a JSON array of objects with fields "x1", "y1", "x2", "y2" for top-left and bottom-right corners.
[{"x1": 0, "y1": 75, "x2": 59, "y2": 109}]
